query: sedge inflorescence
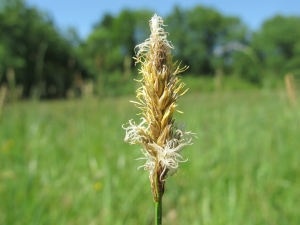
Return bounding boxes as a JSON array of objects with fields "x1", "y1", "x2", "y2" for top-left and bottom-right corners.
[{"x1": 123, "y1": 14, "x2": 194, "y2": 202}]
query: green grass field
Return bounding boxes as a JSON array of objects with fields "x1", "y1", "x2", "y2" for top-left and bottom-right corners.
[{"x1": 0, "y1": 90, "x2": 299, "y2": 225}]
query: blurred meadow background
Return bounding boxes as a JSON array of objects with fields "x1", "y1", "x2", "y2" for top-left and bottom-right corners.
[{"x1": 1, "y1": 0, "x2": 300, "y2": 224}]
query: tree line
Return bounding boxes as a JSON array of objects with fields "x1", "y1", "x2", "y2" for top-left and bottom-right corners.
[{"x1": 1, "y1": 0, "x2": 300, "y2": 98}]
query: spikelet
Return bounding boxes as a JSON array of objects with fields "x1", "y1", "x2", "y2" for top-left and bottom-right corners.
[{"x1": 123, "y1": 14, "x2": 194, "y2": 202}]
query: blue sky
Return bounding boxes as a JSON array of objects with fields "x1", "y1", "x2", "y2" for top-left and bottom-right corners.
[{"x1": 26, "y1": 0, "x2": 300, "y2": 38}]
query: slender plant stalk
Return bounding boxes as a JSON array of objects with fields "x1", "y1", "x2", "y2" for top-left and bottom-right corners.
[
  {"x1": 155, "y1": 197, "x2": 162, "y2": 225},
  {"x1": 155, "y1": 171, "x2": 163, "y2": 225},
  {"x1": 123, "y1": 14, "x2": 195, "y2": 224}
]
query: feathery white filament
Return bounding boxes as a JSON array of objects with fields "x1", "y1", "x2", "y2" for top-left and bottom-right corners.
[
  {"x1": 136, "y1": 129, "x2": 195, "y2": 180},
  {"x1": 123, "y1": 118, "x2": 148, "y2": 145},
  {"x1": 135, "y1": 14, "x2": 173, "y2": 60}
]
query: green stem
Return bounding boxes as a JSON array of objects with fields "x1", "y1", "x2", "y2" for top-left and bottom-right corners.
[
  {"x1": 155, "y1": 193, "x2": 162, "y2": 225},
  {"x1": 155, "y1": 171, "x2": 163, "y2": 225}
]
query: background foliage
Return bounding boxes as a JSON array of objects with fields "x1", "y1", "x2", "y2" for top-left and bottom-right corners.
[{"x1": 1, "y1": 0, "x2": 300, "y2": 97}]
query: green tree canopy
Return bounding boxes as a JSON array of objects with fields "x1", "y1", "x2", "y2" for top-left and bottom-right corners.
[
  {"x1": 166, "y1": 5, "x2": 248, "y2": 75},
  {"x1": 0, "y1": 0, "x2": 88, "y2": 98},
  {"x1": 252, "y1": 15, "x2": 300, "y2": 75},
  {"x1": 78, "y1": 9, "x2": 154, "y2": 75},
  {"x1": 1, "y1": 1, "x2": 299, "y2": 98}
]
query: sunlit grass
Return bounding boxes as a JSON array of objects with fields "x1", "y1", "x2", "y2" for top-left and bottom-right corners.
[{"x1": 0, "y1": 91, "x2": 299, "y2": 225}]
